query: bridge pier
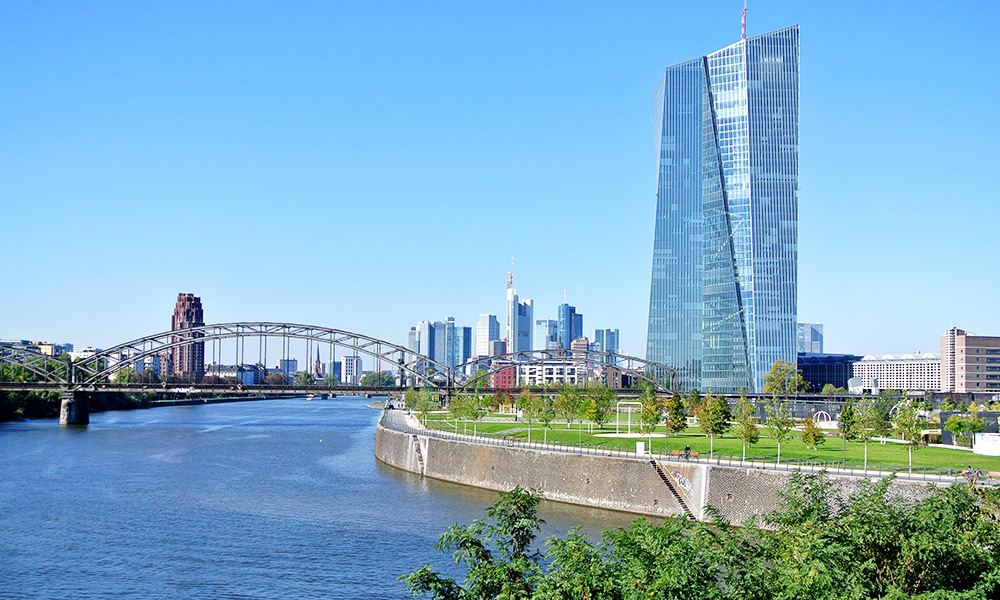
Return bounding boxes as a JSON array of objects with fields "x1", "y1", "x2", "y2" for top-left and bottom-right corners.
[{"x1": 60, "y1": 391, "x2": 89, "y2": 426}]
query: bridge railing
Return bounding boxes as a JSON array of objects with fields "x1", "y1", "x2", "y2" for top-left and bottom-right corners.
[{"x1": 379, "y1": 410, "x2": 1000, "y2": 488}]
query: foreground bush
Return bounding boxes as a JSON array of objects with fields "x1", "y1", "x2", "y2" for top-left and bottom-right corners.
[{"x1": 402, "y1": 476, "x2": 1000, "y2": 599}]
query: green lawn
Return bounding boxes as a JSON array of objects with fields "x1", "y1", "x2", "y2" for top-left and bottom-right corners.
[{"x1": 421, "y1": 415, "x2": 1000, "y2": 474}]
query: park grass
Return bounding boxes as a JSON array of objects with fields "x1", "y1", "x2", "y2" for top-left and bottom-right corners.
[{"x1": 422, "y1": 415, "x2": 1000, "y2": 473}]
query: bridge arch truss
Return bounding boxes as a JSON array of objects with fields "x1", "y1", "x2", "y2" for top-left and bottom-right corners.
[
  {"x1": 0, "y1": 346, "x2": 71, "y2": 384},
  {"x1": 74, "y1": 322, "x2": 450, "y2": 387}
]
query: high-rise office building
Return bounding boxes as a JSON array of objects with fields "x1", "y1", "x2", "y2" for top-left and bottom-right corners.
[
  {"x1": 797, "y1": 323, "x2": 824, "y2": 353},
  {"x1": 593, "y1": 328, "x2": 620, "y2": 359},
  {"x1": 451, "y1": 325, "x2": 473, "y2": 368},
  {"x1": 433, "y1": 318, "x2": 455, "y2": 368},
  {"x1": 536, "y1": 319, "x2": 558, "y2": 350},
  {"x1": 170, "y1": 293, "x2": 204, "y2": 382},
  {"x1": 646, "y1": 25, "x2": 799, "y2": 392},
  {"x1": 557, "y1": 303, "x2": 583, "y2": 349},
  {"x1": 475, "y1": 314, "x2": 500, "y2": 357},
  {"x1": 505, "y1": 267, "x2": 533, "y2": 353}
]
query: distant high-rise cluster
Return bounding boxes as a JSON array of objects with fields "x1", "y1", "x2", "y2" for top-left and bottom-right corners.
[
  {"x1": 408, "y1": 317, "x2": 473, "y2": 369},
  {"x1": 647, "y1": 25, "x2": 800, "y2": 392},
  {"x1": 170, "y1": 293, "x2": 204, "y2": 382}
]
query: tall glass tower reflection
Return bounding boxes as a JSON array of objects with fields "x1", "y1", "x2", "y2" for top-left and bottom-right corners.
[{"x1": 646, "y1": 25, "x2": 799, "y2": 392}]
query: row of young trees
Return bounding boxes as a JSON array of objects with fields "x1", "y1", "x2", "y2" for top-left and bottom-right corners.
[{"x1": 402, "y1": 480, "x2": 1000, "y2": 600}]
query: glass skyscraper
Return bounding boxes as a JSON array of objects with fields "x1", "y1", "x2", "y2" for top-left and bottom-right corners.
[{"x1": 646, "y1": 25, "x2": 799, "y2": 393}]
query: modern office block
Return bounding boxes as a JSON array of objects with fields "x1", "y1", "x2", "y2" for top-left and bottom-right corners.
[
  {"x1": 797, "y1": 323, "x2": 824, "y2": 353},
  {"x1": 593, "y1": 328, "x2": 620, "y2": 361},
  {"x1": 941, "y1": 327, "x2": 1000, "y2": 393},
  {"x1": 475, "y1": 314, "x2": 500, "y2": 357},
  {"x1": 646, "y1": 25, "x2": 799, "y2": 392},
  {"x1": 797, "y1": 352, "x2": 861, "y2": 391},
  {"x1": 536, "y1": 319, "x2": 558, "y2": 350}
]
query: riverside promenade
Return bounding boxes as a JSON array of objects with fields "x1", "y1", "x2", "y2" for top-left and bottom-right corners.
[{"x1": 375, "y1": 409, "x2": 986, "y2": 522}]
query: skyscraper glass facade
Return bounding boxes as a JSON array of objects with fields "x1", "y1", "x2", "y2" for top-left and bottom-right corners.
[{"x1": 647, "y1": 25, "x2": 799, "y2": 392}]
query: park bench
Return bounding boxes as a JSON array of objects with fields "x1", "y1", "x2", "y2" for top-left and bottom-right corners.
[{"x1": 668, "y1": 450, "x2": 699, "y2": 459}]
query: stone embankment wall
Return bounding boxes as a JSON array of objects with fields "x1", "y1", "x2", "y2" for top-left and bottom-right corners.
[{"x1": 375, "y1": 414, "x2": 940, "y2": 522}]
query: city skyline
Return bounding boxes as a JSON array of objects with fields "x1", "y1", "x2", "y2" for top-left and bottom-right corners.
[{"x1": 3, "y1": 2, "x2": 999, "y2": 360}]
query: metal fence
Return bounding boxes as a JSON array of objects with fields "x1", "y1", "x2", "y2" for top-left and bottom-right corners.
[{"x1": 380, "y1": 410, "x2": 999, "y2": 488}]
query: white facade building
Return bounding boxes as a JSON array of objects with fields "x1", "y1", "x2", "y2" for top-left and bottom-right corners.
[
  {"x1": 851, "y1": 353, "x2": 941, "y2": 392},
  {"x1": 341, "y1": 355, "x2": 362, "y2": 385},
  {"x1": 475, "y1": 314, "x2": 500, "y2": 357}
]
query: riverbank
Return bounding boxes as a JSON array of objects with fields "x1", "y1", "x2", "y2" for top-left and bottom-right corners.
[
  {"x1": 0, "y1": 389, "x2": 291, "y2": 422},
  {"x1": 376, "y1": 409, "x2": 947, "y2": 522}
]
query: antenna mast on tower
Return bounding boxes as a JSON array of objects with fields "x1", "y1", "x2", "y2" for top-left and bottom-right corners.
[
  {"x1": 741, "y1": 0, "x2": 747, "y2": 40},
  {"x1": 507, "y1": 257, "x2": 514, "y2": 290}
]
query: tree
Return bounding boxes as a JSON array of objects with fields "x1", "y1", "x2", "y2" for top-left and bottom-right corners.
[
  {"x1": 359, "y1": 371, "x2": 395, "y2": 387},
  {"x1": 448, "y1": 394, "x2": 472, "y2": 433},
  {"x1": 892, "y1": 400, "x2": 923, "y2": 474},
  {"x1": 684, "y1": 388, "x2": 702, "y2": 417},
  {"x1": 534, "y1": 395, "x2": 555, "y2": 443},
  {"x1": 637, "y1": 387, "x2": 663, "y2": 450},
  {"x1": 800, "y1": 413, "x2": 826, "y2": 450},
  {"x1": 733, "y1": 392, "x2": 760, "y2": 460},
  {"x1": 821, "y1": 383, "x2": 837, "y2": 396},
  {"x1": 945, "y1": 413, "x2": 985, "y2": 448},
  {"x1": 695, "y1": 392, "x2": 730, "y2": 459},
  {"x1": 765, "y1": 399, "x2": 794, "y2": 464},
  {"x1": 264, "y1": 372, "x2": 289, "y2": 386},
  {"x1": 940, "y1": 396, "x2": 956, "y2": 411},
  {"x1": 584, "y1": 385, "x2": 614, "y2": 431},
  {"x1": 663, "y1": 391, "x2": 688, "y2": 451},
  {"x1": 112, "y1": 366, "x2": 135, "y2": 385},
  {"x1": 763, "y1": 360, "x2": 809, "y2": 397},
  {"x1": 838, "y1": 396, "x2": 860, "y2": 463},
  {"x1": 294, "y1": 371, "x2": 315, "y2": 386},
  {"x1": 413, "y1": 389, "x2": 436, "y2": 426},
  {"x1": 400, "y1": 487, "x2": 544, "y2": 600},
  {"x1": 403, "y1": 387, "x2": 418, "y2": 410},
  {"x1": 855, "y1": 395, "x2": 877, "y2": 472},
  {"x1": 515, "y1": 389, "x2": 536, "y2": 442},
  {"x1": 870, "y1": 392, "x2": 895, "y2": 444},
  {"x1": 553, "y1": 385, "x2": 580, "y2": 429}
]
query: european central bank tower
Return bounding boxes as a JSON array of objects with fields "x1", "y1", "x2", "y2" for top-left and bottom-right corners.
[{"x1": 646, "y1": 25, "x2": 799, "y2": 393}]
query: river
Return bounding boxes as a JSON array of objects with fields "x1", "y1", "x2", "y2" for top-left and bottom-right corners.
[{"x1": 0, "y1": 396, "x2": 643, "y2": 599}]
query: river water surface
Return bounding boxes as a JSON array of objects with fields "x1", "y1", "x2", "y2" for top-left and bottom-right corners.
[{"x1": 0, "y1": 396, "x2": 641, "y2": 599}]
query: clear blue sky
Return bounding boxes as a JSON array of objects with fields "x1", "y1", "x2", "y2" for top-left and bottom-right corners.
[{"x1": 2, "y1": 1, "x2": 998, "y2": 360}]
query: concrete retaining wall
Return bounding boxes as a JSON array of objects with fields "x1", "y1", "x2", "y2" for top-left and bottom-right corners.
[{"x1": 375, "y1": 415, "x2": 940, "y2": 522}]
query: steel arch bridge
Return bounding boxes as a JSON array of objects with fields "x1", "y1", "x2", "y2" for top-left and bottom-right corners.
[
  {"x1": 69, "y1": 322, "x2": 452, "y2": 386},
  {"x1": 454, "y1": 349, "x2": 677, "y2": 393},
  {"x1": 1, "y1": 321, "x2": 680, "y2": 392},
  {"x1": 0, "y1": 345, "x2": 71, "y2": 384}
]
